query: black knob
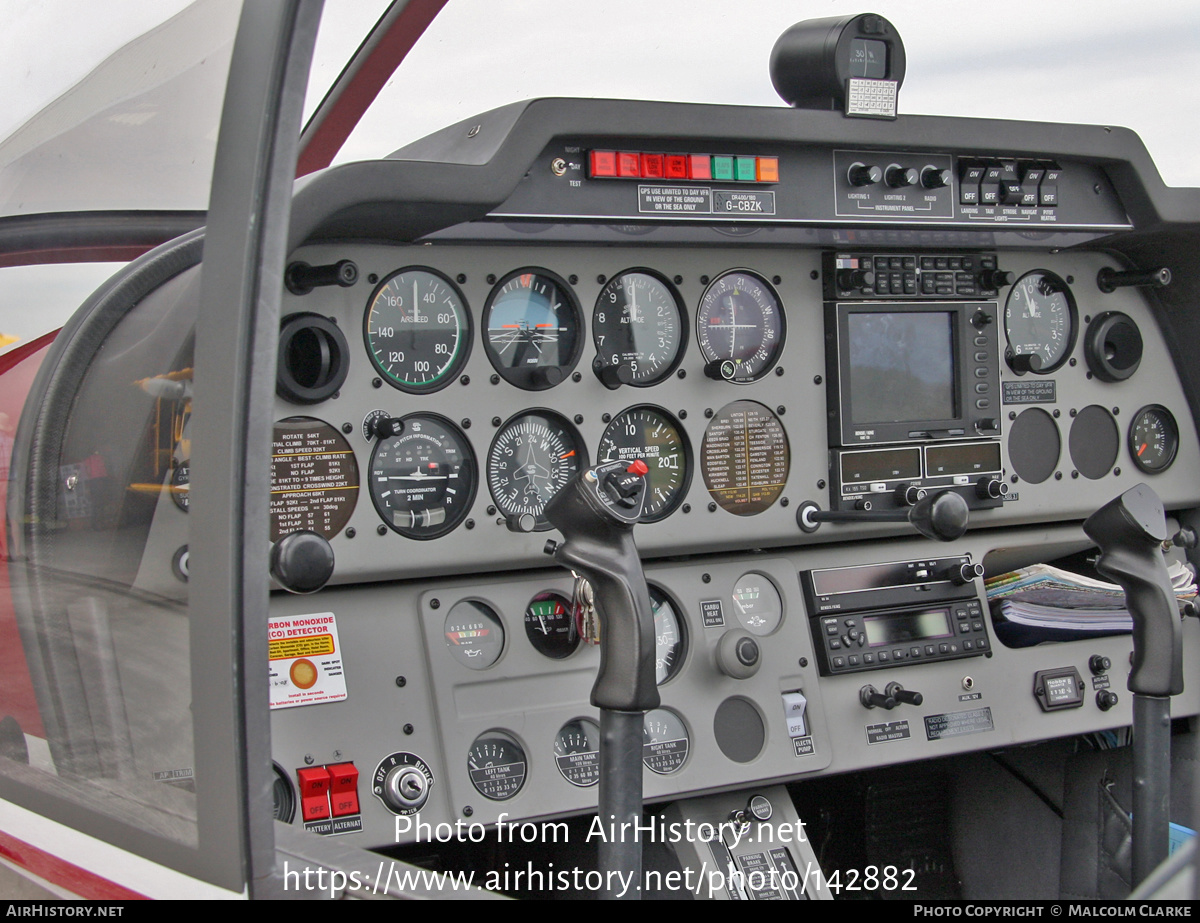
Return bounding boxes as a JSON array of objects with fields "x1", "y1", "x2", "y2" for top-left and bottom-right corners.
[
  {"x1": 836, "y1": 268, "x2": 875, "y2": 291},
  {"x1": 285, "y1": 259, "x2": 359, "y2": 295},
  {"x1": 943, "y1": 561, "x2": 984, "y2": 585},
  {"x1": 270, "y1": 530, "x2": 335, "y2": 594},
  {"x1": 976, "y1": 477, "x2": 1008, "y2": 500},
  {"x1": 505, "y1": 512, "x2": 538, "y2": 533},
  {"x1": 1089, "y1": 654, "x2": 1112, "y2": 675},
  {"x1": 976, "y1": 418, "x2": 999, "y2": 433},
  {"x1": 971, "y1": 310, "x2": 994, "y2": 329},
  {"x1": 920, "y1": 166, "x2": 951, "y2": 189},
  {"x1": 854, "y1": 498, "x2": 874, "y2": 512},
  {"x1": 895, "y1": 484, "x2": 926, "y2": 506},
  {"x1": 908, "y1": 490, "x2": 969, "y2": 542},
  {"x1": 885, "y1": 682, "x2": 923, "y2": 706},
  {"x1": 1096, "y1": 689, "x2": 1119, "y2": 711},
  {"x1": 847, "y1": 162, "x2": 883, "y2": 187},
  {"x1": 1096, "y1": 266, "x2": 1171, "y2": 294},
  {"x1": 884, "y1": 165, "x2": 918, "y2": 188},
  {"x1": 371, "y1": 416, "x2": 406, "y2": 439},
  {"x1": 980, "y1": 269, "x2": 1014, "y2": 290},
  {"x1": 531, "y1": 366, "x2": 564, "y2": 388},
  {"x1": 595, "y1": 360, "x2": 633, "y2": 390},
  {"x1": 1008, "y1": 352, "x2": 1043, "y2": 374},
  {"x1": 704, "y1": 359, "x2": 736, "y2": 381},
  {"x1": 860, "y1": 684, "x2": 896, "y2": 710}
]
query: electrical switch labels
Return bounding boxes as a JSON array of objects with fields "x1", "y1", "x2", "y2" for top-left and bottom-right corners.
[{"x1": 782, "y1": 691, "x2": 808, "y2": 738}]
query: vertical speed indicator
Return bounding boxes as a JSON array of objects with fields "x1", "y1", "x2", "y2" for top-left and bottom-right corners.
[
  {"x1": 365, "y1": 267, "x2": 472, "y2": 393},
  {"x1": 597, "y1": 406, "x2": 691, "y2": 523}
]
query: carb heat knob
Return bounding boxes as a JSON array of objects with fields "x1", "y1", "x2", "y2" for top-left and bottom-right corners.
[{"x1": 716, "y1": 630, "x2": 761, "y2": 679}]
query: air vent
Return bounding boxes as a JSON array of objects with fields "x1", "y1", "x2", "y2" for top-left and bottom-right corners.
[{"x1": 277, "y1": 312, "x2": 349, "y2": 404}]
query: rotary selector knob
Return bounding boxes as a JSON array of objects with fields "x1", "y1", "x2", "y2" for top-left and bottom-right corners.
[
  {"x1": 373, "y1": 752, "x2": 435, "y2": 815},
  {"x1": 847, "y1": 162, "x2": 883, "y2": 187},
  {"x1": 1096, "y1": 689, "x2": 1119, "y2": 711},
  {"x1": 921, "y1": 166, "x2": 951, "y2": 189},
  {"x1": 885, "y1": 165, "x2": 919, "y2": 188},
  {"x1": 836, "y1": 268, "x2": 875, "y2": 291},
  {"x1": 976, "y1": 477, "x2": 1008, "y2": 500}
]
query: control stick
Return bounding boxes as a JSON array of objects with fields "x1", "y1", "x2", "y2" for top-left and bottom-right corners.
[
  {"x1": 1082, "y1": 485, "x2": 1184, "y2": 887},
  {"x1": 543, "y1": 458, "x2": 658, "y2": 899}
]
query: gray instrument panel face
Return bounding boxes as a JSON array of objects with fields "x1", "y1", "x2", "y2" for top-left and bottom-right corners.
[
  {"x1": 266, "y1": 240, "x2": 1200, "y2": 848},
  {"x1": 279, "y1": 243, "x2": 1200, "y2": 585}
]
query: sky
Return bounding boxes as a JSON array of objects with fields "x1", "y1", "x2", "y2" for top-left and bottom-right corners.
[{"x1": 0, "y1": 0, "x2": 1197, "y2": 350}]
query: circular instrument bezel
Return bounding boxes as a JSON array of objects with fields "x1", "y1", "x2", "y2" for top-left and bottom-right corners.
[
  {"x1": 695, "y1": 269, "x2": 786, "y2": 383},
  {"x1": 467, "y1": 729, "x2": 527, "y2": 801},
  {"x1": 592, "y1": 268, "x2": 687, "y2": 386},
  {"x1": 1003, "y1": 269, "x2": 1078, "y2": 374},
  {"x1": 731, "y1": 572, "x2": 784, "y2": 636},
  {"x1": 1128, "y1": 404, "x2": 1179, "y2": 474},
  {"x1": 642, "y1": 708, "x2": 690, "y2": 775},
  {"x1": 486, "y1": 409, "x2": 588, "y2": 531},
  {"x1": 481, "y1": 267, "x2": 583, "y2": 390},
  {"x1": 524, "y1": 590, "x2": 579, "y2": 659},
  {"x1": 553, "y1": 717, "x2": 601, "y2": 788},
  {"x1": 364, "y1": 266, "x2": 473, "y2": 394},
  {"x1": 700, "y1": 400, "x2": 791, "y2": 516},
  {"x1": 443, "y1": 599, "x2": 505, "y2": 670},
  {"x1": 597, "y1": 405, "x2": 692, "y2": 523},
  {"x1": 368, "y1": 412, "x2": 478, "y2": 540},
  {"x1": 649, "y1": 584, "x2": 687, "y2": 685}
]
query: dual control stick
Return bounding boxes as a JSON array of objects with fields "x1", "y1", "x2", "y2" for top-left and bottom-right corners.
[{"x1": 543, "y1": 458, "x2": 656, "y2": 900}]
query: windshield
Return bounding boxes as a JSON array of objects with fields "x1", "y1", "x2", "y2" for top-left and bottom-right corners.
[{"x1": 333, "y1": 0, "x2": 1200, "y2": 188}]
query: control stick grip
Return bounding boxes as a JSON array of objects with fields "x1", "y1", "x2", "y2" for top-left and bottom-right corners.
[
  {"x1": 1082, "y1": 484, "x2": 1183, "y2": 696},
  {"x1": 544, "y1": 460, "x2": 660, "y2": 712}
]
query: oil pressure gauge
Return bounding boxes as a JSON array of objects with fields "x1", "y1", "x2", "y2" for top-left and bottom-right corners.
[{"x1": 1129, "y1": 405, "x2": 1179, "y2": 473}]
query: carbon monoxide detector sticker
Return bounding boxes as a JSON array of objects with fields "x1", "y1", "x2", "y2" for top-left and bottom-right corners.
[{"x1": 268, "y1": 612, "x2": 348, "y2": 709}]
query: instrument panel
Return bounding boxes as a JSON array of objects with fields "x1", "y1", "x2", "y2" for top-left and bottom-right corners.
[{"x1": 267, "y1": 243, "x2": 1200, "y2": 588}]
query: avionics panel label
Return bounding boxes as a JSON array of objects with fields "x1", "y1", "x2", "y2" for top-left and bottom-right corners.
[
  {"x1": 924, "y1": 706, "x2": 994, "y2": 740},
  {"x1": 1002, "y1": 380, "x2": 1056, "y2": 404},
  {"x1": 712, "y1": 190, "x2": 776, "y2": 215},
  {"x1": 638, "y1": 185, "x2": 712, "y2": 214}
]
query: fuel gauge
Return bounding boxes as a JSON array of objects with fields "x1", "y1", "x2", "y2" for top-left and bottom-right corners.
[{"x1": 1129, "y1": 405, "x2": 1179, "y2": 473}]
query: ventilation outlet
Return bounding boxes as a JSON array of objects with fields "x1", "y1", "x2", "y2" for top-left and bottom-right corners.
[{"x1": 277, "y1": 312, "x2": 349, "y2": 404}]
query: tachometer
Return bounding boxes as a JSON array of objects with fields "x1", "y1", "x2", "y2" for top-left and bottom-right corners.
[
  {"x1": 524, "y1": 591, "x2": 579, "y2": 659},
  {"x1": 592, "y1": 270, "x2": 686, "y2": 387},
  {"x1": 368, "y1": 413, "x2": 477, "y2": 539},
  {"x1": 696, "y1": 270, "x2": 785, "y2": 382},
  {"x1": 1129, "y1": 404, "x2": 1179, "y2": 473},
  {"x1": 482, "y1": 268, "x2": 582, "y2": 390},
  {"x1": 365, "y1": 267, "x2": 472, "y2": 393},
  {"x1": 487, "y1": 411, "x2": 587, "y2": 531},
  {"x1": 597, "y1": 406, "x2": 691, "y2": 523},
  {"x1": 1004, "y1": 270, "x2": 1076, "y2": 373}
]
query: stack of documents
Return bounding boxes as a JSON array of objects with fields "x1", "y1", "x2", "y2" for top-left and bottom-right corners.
[{"x1": 985, "y1": 561, "x2": 1197, "y2": 646}]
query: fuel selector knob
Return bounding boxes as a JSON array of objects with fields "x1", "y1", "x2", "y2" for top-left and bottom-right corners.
[
  {"x1": 885, "y1": 164, "x2": 919, "y2": 188},
  {"x1": 373, "y1": 752, "x2": 435, "y2": 815},
  {"x1": 716, "y1": 629, "x2": 761, "y2": 679}
]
